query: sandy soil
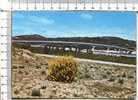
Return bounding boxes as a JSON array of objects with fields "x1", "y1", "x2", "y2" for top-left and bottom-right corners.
[{"x1": 12, "y1": 48, "x2": 136, "y2": 98}]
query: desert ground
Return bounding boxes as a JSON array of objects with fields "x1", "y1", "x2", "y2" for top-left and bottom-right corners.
[{"x1": 12, "y1": 47, "x2": 136, "y2": 99}]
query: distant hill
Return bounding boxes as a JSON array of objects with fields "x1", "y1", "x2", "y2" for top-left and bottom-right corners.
[
  {"x1": 12, "y1": 34, "x2": 136, "y2": 50},
  {"x1": 13, "y1": 34, "x2": 47, "y2": 41}
]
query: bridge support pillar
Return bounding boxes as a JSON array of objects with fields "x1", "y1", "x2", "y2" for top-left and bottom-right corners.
[
  {"x1": 107, "y1": 47, "x2": 110, "y2": 55},
  {"x1": 92, "y1": 46, "x2": 95, "y2": 51},
  {"x1": 51, "y1": 46, "x2": 54, "y2": 50},
  {"x1": 76, "y1": 48, "x2": 80, "y2": 54},
  {"x1": 91, "y1": 46, "x2": 95, "y2": 54},
  {"x1": 68, "y1": 47, "x2": 71, "y2": 52},
  {"x1": 87, "y1": 48, "x2": 91, "y2": 53},
  {"x1": 48, "y1": 46, "x2": 51, "y2": 50},
  {"x1": 44, "y1": 45, "x2": 49, "y2": 53},
  {"x1": 74, "y1": 48, "x2": 77, "y2": 52},
  {"x1": 71, "y1": 47, "x2": 74, "y2": 51},
  {"x1": 53, "y1": 46, "x2": 56, "y2": 50},
  {"x1": 62, "y1": 47, "x2": 65, "y2": 52}
]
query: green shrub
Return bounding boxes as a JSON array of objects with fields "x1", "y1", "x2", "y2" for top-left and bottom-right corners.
[
  {"x1": 128, "y1": 75, "x2": 134, "y2": 78},
  {"x1": 31, "y1": 88, "x2": 41, "y2": 96},
  {"x1": 102, "y1": 74, "x2": 107, "y2": 79},
  {"x1": 122, "y1": 72, "x2": 126, "y2": 77},
  {"x1": 108, "y1": 77, "x2": 115, "y2": 82},
  {"x1": 14, "y1": 89, "x2": 19, "y2": 95},
  {"x1": 41, "y1": 85, "x2": 46, "y2": 89},
  {"x1": 47, "y1": 56, "x2": 77, "y2": 83},
  {"x1": 41, "y1": 71, "x2": 46, "y2": 75},
  {"x1": 106, "y1": 71, "x2": 111, "y2": 75},
  {"x1": 118, "y1": 78, "x2": 124, "y2": 84}
]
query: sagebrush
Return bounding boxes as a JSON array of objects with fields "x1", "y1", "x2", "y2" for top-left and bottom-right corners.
[{"x1": 47, "y1": 56, "x2": 77, "y2": 83}]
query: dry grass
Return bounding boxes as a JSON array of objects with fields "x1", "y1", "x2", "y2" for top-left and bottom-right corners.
[{"x1": 47, "y1": 56, "x2": 77, "y2": 83}]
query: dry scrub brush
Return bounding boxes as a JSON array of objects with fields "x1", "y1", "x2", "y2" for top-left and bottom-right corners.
[{"x1": 47, "y1": 56, "x2": 77, "y2": 83}]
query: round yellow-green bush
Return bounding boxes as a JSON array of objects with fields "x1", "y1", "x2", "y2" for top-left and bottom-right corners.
[{"x1": 47, "y1": 56, "x2": 77, "y2": 83}]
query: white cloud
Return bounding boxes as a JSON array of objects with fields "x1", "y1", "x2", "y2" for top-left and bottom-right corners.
[
  {"x1": 80, "y1": 13, "x2": 93, "y2": 20},
  {"x1": 28, "y1": 15, "x2": 55, "y2": 25}
]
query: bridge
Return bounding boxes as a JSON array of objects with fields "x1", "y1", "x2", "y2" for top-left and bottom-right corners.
[{"x1": 13, "y1": 40, "x2": 136, "y2": 57}]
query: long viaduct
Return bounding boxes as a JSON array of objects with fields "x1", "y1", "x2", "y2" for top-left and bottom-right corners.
[{"x1": 13, "y1": 40, "x2": 136, "y2": 57}]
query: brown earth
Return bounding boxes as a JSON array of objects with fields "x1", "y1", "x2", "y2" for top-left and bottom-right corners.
[{"x1": 12, "y1": 47, "x2": 136, "y2": 98}]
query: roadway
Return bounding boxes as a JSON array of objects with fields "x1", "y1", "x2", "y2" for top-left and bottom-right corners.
[{"x1": 35, "y1": 53, "x2": 136, "y2": 67}]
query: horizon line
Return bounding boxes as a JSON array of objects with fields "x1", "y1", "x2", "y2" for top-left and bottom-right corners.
[{"x1": 12, "y1": 34, "x2": 136, "y2": 41}]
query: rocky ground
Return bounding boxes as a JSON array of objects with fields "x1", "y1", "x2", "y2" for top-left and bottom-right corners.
[{"x1": 12, "y1": 47, "x2": 136, "y2": 99}]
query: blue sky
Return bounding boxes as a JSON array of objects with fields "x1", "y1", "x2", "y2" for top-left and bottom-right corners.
[{"x1": 12, "y1": 11, "x2": 136, "y2": 40}]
